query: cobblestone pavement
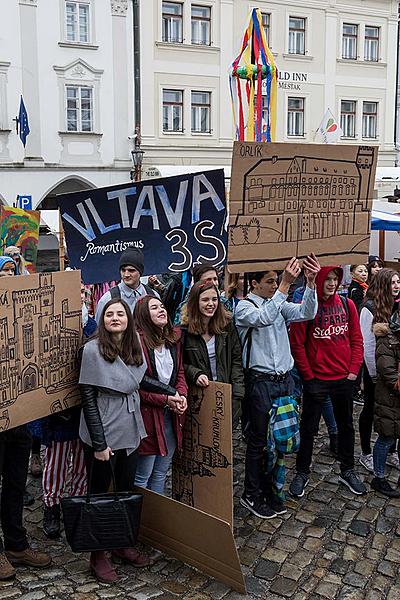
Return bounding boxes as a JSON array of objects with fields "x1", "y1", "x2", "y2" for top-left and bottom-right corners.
[{"x1": 7, "y1": 406, "x2": 400, "y2": 600}]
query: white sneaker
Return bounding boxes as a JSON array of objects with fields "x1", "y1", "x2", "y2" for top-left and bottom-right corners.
[
  {"x1": 386, "y1": 453, "x2": 400, "y2": 470},
  {"x1": 359, "y1": 453, "x2": 374, "y2": 473}
]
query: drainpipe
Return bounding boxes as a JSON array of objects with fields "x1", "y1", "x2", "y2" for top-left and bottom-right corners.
[
  {"x1": 133, "y1": 0, "x2": 141, "y2": 148},
  {"x1": 395, "y1": 3, "x2": 400, "y2": 165}
]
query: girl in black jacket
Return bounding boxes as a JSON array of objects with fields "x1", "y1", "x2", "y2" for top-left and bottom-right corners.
[{"x1": 182, "y1": 281, "x2": 244, "y2": 427}]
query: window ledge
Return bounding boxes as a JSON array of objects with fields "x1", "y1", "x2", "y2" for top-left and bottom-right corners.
[
  {"x1": 287, "y1": 135, "x2": 306, "y2": 139},
  {"x1": 58, "y1": 41, "x2": 99, "y2": 50},
  {"x1": 282, "y1": 53, "x2": 314, "y2": 61},
  {"x1": 156, "y1": 41, "x2": 220, "y2": 53},
  {"x1": 337, "y1": 58, "x2": 387, "y2": 67},
  {"x1": 0, "y1": 129, "x2": 12, "y2": 134},
  {"x1": 162, "y1": 130, "x2": 185, "y2": 135},
  {"x1": 191, "y1": 132, "x2": 213, "y2": 136},
  {"x1": 59, "y1": 131, "x2": 103, "y2": 137}
]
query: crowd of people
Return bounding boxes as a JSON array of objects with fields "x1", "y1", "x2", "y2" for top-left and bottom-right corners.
[{"x1": 0, "y1": 246, "x2": 399, "y2": 584}]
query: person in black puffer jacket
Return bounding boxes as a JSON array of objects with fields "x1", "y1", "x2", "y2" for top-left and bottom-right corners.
[{"x1": 372, "y1": 312, "x2": 400, "y2": 498}]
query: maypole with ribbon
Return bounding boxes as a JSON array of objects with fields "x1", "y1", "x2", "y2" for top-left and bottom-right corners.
[{"x1": 229, "y1": 8, "x2": 278, "y2": 142}]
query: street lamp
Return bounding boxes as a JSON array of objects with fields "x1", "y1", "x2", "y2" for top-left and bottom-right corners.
[{"x1": 131, "y1": 144, "x2": 144, "y2": 182}]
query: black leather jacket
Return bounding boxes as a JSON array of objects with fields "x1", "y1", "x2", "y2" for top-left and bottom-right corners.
[{"x1": 79, "y1": 375, "x2": 177, "y2": 451}]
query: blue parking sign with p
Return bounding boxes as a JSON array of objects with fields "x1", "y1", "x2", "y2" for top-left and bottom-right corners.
[{"x1": 17, "y1": 195, "x2": 32, "y2": 210}]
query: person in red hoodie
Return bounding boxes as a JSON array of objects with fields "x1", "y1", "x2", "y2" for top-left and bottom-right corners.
[
  {"x1": 134, "y1": 295, "x2": 187, "y2": 495},
  {"x1": 289, "y1": 266, "x2": 367, "y2": 498}
]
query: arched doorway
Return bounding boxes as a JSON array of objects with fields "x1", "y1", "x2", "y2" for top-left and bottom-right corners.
[
  {"x1": 21, "y1": 364, "x2": 40, "y2": 393},
  {"x1": 36, "y1": 177, "x2": 95, "y2": 272}
]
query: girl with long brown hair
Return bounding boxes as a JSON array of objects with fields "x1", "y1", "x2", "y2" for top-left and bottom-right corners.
[
  {"x1": 358, "y1": 269, "x2": 400, "y2": 479},
  {"x1": 78, "y1": 298, "x2": 177, "y2": 582},
  {"x1": 182, "y1": 281, "x2": 244, "y2": 427},
  {"x1": 134, "y1": 296, "x2": 187, "y2": 495},
  {"x1": 224, "y1": 271, "x2": 245, "y2": 313}
]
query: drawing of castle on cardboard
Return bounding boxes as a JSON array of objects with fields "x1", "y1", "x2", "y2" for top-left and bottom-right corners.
[
  {"x1": 228, "y1": 142, "x2": 378, "y2": 271},
  {"x1": 172, "y1": 382, "x2": 233, "y2": 527},
  {"x1": 0, "y1": 270, "x2": 82, "y2": 429}
]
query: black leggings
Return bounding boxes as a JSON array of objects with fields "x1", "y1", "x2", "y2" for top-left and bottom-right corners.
[
  {"x1": 83, "y1": 445, "x2": 138, "y2": 494},
  {"x1": 359, "y1": 370, "x2": 396, "y2": 456}
]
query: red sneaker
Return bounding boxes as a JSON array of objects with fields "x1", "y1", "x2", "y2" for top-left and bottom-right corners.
[{"x1": 112, "y1": 547, "x2": 153, "y2": 568}]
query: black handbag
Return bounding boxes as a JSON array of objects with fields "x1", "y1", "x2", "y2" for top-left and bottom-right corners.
[{"x1": 61, "y1": 460, "x2": 143, "y2": 553}]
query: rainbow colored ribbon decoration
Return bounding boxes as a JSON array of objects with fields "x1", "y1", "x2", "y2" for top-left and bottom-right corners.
[{"x1": 229, "y1": 8, "x2": 278, "y2": 142}]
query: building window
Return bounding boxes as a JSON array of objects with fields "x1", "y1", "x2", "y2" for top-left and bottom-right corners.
[
  {"x1": 191, "y1": 91, "x2": 211, "y2": 133},
  {"x1": 287, "y1": 97, "x2": 304, "y2": 136},
  {"x1": 163, "y1": 89, "x2": 183, "y2": 132},
  {"x1": 261, "y1": 13, "x2": 270, "y2": 46},
  {"x1": 340, "y1": 100, "x2": 356, "y2": 137},
  {"x1": 288, "y1": 17, "x2": 305, "y2": 55},
  {"x1": 342, "y1": 24, "x2": 358, "y2": 59},
  {"x1": 362, "y1": 101, "x2": 378, "y2": 138},
  {"x1": 66, "y1": 1, "x2": 90, "y2": 43},
  {"x1": 191, "y1": 5, "x2": 211, "y2": 45},
  {"x1": 364, "y1": 26, "x2": 379, "y2": 62},
  {"x1": 162, "y1": 2, "x2": 183, "y2": 43},
  {"x1": 66, "y1": 85, "x2": 93, "y2": 132},
  {"x1": 23, "y1": 324, "x2": 34, "y2": 358}
]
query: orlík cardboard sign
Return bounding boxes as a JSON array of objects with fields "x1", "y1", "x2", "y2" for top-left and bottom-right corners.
[
  {"x1": 0, "y1": 270, "x2": 81, "y2": 429},
  {"x1": 172, "y1": 381, "x2": 233, "y2": 527},
  {"x1": 228, "y1": 142, "x2": 378, "y2": 272}
]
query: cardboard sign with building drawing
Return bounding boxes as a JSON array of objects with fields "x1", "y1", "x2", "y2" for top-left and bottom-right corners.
[
  {"x1": 172, "y1": 381, "x2": 233, "y2": 527},
  {"x1": 0, "y1": 270, "x2": 82, "y2": 430},
  {"x1": 228, "y1": 142, "x2": 378, "y2": 272}
]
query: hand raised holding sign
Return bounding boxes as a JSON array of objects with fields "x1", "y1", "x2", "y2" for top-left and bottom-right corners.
[
  {"x1": 303, "y1": 252, "x2": 321, "y2": 289},
  {"x1": 278, "y1": 257, "x2": 301, "y2": 294}
]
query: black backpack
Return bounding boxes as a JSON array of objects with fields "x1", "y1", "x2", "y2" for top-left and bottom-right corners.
[{"x1": 161, "y1": 273, "x2": 185, "y2": 321}]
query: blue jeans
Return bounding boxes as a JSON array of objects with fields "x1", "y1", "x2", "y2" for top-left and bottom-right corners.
[
  {"x1": 134, "y1": 410, "x2": 176, "y2": 495},
  {"x1": 373, "y1": 435, "x2": 395, "y2": 478},
  {"x1": 322, "y1": 398, "x2": 338, "y2": 435}
]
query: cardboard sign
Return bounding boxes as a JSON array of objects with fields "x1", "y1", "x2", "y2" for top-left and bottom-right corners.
[
  {"x1": 228, "y1": 142, "x2": 378, "y2": 272},
  {"x1": 0, "y1": 271, "x2": 81, "y2": 429},
  {"x1": 57, "y1": 170, "x2": 227, "y2": 284},
  {"x1": 139, "y1": 488, "x2": 246, "y2": 594},
  {"x1": 0, "y1": 206, "x2": 40, "y2": 273},
  {"x1": 172, "y1": 382, "x2": 233, "y2": 527}
]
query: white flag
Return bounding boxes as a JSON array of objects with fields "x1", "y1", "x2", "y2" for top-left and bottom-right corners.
[{"x1": 316, "y1": 108, "x2": 343, "y2": 144}]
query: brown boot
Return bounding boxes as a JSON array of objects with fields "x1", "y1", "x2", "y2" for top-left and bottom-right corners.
[
  {"x1": 0, "y1": 553, "x2": 16, "y2": 580},
  {"x1": 90, "y1": 551, "x2": 119, "y2": 583},
  {"x1": 112, "y1": 547, "x2": 154, "y2": 568},
  {"x1": 6, "y1": 547, "x2": 51, "y2": 568}
]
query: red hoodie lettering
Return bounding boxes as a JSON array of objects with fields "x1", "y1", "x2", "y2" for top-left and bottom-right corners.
[{"x1": 313, "y1": 321, "x2": 349, "y2": 339}]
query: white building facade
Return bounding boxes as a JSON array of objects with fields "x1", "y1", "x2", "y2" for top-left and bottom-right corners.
[
  {"x1": 0, "y1": 0, "x2": 135, "y2": 210},
  {"x1": 141, "y1": 0, "x2": 398, "y2": 172},
  {"x1": 0, "y1": 0, "x2": 398, "y2": 211}
]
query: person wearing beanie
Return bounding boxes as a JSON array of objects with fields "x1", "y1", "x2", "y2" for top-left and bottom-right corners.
[
  {"x1": 367, "y1": 255, "x2": 384, "y2": 281},
  {"x1": 0, "y1": 256, "x2": 16, "y2": 276},
  {"x1": 0, "y1": 257, "x2": 51, "y2": 580},
  {"x1": 95, "y1": 248, "x2": 159, "y2": 322}
]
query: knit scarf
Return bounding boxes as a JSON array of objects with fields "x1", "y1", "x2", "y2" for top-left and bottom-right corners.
[{"x1": 352, "y1": 277, "x2": 368, "y2": 292}]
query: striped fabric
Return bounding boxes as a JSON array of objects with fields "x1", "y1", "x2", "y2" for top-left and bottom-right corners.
[{"x1": 42, "y1": 440, "x2": 87, "y2": 508}]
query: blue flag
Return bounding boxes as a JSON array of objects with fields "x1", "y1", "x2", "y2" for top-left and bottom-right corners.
[{"x1": 18, "y1": 96, "x2": 30, "y2": 147}]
